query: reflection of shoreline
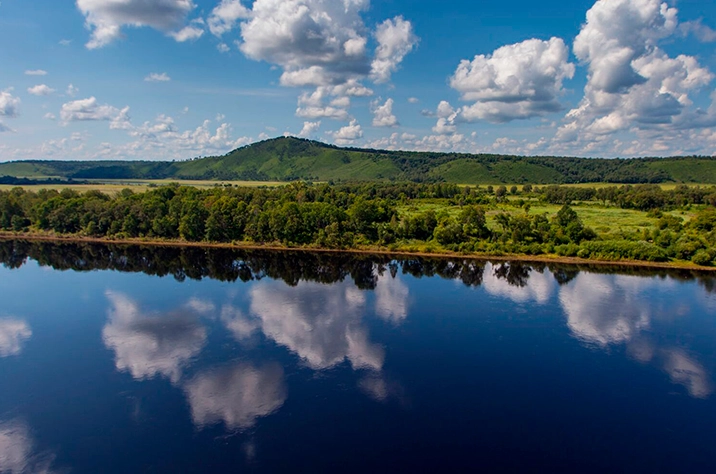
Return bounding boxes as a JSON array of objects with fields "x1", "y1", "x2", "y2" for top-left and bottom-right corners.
[{"x1": 3, "y1": 234, "x2": 716, "y2": 273}]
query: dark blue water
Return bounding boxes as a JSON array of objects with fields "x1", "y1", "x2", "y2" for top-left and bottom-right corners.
[{"x1": 1, "y1": 241, "x2": 716, "y2": 473}]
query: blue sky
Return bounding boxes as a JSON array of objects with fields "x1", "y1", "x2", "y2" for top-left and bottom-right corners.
[{"x1": 0, "y1": 0, "x2": 715, "y2": 161}]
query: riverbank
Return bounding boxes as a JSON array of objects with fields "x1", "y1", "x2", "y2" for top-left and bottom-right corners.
[{"x1": 2, "y1": 231, "x2": 714, "y2": 273}]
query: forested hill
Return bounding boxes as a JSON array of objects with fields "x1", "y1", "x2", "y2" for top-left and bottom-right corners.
[{"x1": 1, "y1": 136, "x2": 716, "y2": 184}]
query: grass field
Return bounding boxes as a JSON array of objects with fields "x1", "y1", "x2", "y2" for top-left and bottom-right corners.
[
  {"x1": 398, "y1": 199, "x2": 698, "y2": 242},
  {"x1": 0, "y1": 179, "x2": 288, "y2": 194},
  {"x1": 457, "y1": 183, "x2": 713, "y2": 190}
]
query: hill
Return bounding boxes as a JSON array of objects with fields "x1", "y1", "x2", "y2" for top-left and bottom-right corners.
[{"x1": 1, "y1": 137, "x2": 716, "y2": 184}]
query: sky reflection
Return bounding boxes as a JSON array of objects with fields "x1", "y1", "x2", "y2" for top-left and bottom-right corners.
[{"x1": 0, "y1": 318, "x2": 31, "y2": 358}]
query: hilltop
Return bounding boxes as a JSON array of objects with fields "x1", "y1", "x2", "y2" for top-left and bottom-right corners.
[{"x1": 1, "y1": 137, "x2": 716, "y2": 184}]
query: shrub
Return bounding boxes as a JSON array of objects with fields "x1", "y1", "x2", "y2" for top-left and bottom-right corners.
[
  {"x1": 692, "y1": 250, "x2": 714, "y2": 267},
  {"x1": 579, "y1": 240, "x2": 669, "y2": 262},
  {"x1": 673, "y1": 235, "x2": 706, "y2": 260},
  {"x1": 555, "y1": 243, "x2": 580, "y2": 257}
]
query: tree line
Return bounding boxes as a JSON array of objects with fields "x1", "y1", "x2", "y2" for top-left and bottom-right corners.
[
  {"x1": 2, "y1": 240, "x2": 714, "y2": 290},
  {"x1": 1, "y1": 182, "x2": 716, "y2": 266}
]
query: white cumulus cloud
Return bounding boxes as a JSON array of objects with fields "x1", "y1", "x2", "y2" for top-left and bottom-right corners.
[
  {"x1": 27, "y1": 84, "x2": 56, "y2": 96},
  {"x1": 299, "y1": 120, "x2": 321, "y2": 137},
  {"x1": 370, "y1": 16, "x2": 418, "y2": 84},
  {"x1": 208, "y1": 0, "x2": 249, "y2": 36},
  {"x1": 371, "y1": 98, "x2": 398, "y2": 127},
  {"x1": 76, "y1": 0, "x2": 198, "y2": 49},
  {"x1": 0, "y1": 90, "x2": 21, "y2": 118},
  {"x1": 234, "y1": 1, "x2": 417, "y2": 122},
  {"x1": 169, "y1": 21, "x2": 204, "y2": 42},
  {"x1": 330, "y1": 119, "x2": 363, "y2": 145},
  {"x1": 554, "y1": 0, "x2": 716, "y2": 154},
  {"x1": 60, "y1": 97, "x2": 131, "y2": 129},
  {"x1": 450, "y1": 37, "x2": 574, "y2": 123}
]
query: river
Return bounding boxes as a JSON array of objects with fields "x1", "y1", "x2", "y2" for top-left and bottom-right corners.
[{"x1": 1, "y1": 241, "x2": 715, "y2": 472}]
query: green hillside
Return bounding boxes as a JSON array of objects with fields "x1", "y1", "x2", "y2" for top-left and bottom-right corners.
[{"x1": 1, "y1": 136, "x2": 715, "y2": 184}]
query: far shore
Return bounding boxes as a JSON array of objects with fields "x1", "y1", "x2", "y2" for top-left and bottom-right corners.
[{"x1": 2, "y1": 231, "x2": 715, "y2": 273}]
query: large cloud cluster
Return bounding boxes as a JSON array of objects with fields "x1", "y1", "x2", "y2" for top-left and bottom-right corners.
[
  {"x1": 555, "y1": 0, "x2": 715, "y2": 154},
  {"x1": 233, "y1": 0, "x2": 417, "y2": 127},
  {"x1": 450, "y1": 37, "x2": 575, "y2": 123}
]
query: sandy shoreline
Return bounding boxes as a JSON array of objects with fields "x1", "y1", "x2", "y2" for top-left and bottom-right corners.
[{"x1": 1, "y1": 231, "x2": 714, "y2": 273}]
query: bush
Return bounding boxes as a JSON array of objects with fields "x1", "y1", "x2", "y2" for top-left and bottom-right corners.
[
  {"x1": 579, "y1": 240, "x2": 669, "y2": 262},
  {"x1": 673, "y1": 235, "x2": 706, "y2": 260},
  {"x1": 555, "y1": 243, "x2": 580, "y2": 257},
  {"x1": 692, "y1": 250, "x2": 714, "y2": 267}
]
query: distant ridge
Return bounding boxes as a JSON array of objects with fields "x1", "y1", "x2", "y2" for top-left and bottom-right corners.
[{"x1": 1, "y1": 136, "x2": 716, "y2": 184}]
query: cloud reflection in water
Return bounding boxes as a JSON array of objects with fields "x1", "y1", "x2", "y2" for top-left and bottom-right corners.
[
  {"x1": 183, "y1": 363, "x2": 287, "y2": 431},
  {"x1": 102, "y1": 291, "x2": 208, "y2": 383},
  {"x1": 482, "y1": 265, "x2": 713, "y2": 399},
  {"x1": 0, "y1": 318, "x2": 32, "y2": 358},
  {"x1": 0, "y1": 419, "x2": 58, "y2": 474},
  {"x1": 226, "y1": 279, "x2": 392, "y2": 371}
]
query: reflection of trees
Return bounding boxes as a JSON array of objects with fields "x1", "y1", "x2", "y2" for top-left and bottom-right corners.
[
  {"x1": 493, "y1": 263, "x2": 530, "y2": 288},
  {"x1": 483, "y1": 263, "x2": 555, "y2": 304},
  {"x1": 0, "y1": 419, "x2": 58, "y2": 474},
  {"x1": 400, "y1": 259, "x2": 486, "y2": 287},
  {"x1": 2, "y1": 239, "x2": 713, "y2": 291},
  {"x1": 0, "y1": 318, "x2": 31, "y2": 357},
  {"x1": 183, "y1": 363, "x2": 287, "y2": 431},
  {"x1": 102, "y1": 291, "x2": 207, "y2": 383}
]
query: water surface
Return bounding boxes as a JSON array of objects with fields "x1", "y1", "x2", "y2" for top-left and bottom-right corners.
[{"x1": 1, "y1": 241, "x2": 716, "y2": 473}]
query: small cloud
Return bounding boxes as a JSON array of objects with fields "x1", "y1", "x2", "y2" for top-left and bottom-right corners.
[
  {"x1": 27, "y1": 84, "x2": 56, "y2": 96},
  {"x1": 215, "y1": 113, "x2": 225, "y2": 121},
  {"x1": 145, "y1": 72, "x2": 171, "y2": 82},
  {"x1": 420, "y1": 109, "x2": 436, "y2": 117},
  {"x1": 299, "y1": 121, "x2": 321, "y2": 137},
  {"x1": 371, "y1": 98, "x2": 399, "y2": 127},
  {"x1": 681, "y1": 19, "x2": 716, "y2": 43},
  {"x1": 217, "y1": 43, "x2": 230, "y2": 53},
  {"x1": 169, "y1": 24, "x2": 204, "y2": 43},
  {"x1": 59, "y1": 39, "x2": 72, "y2": 46},
  {"x1": 66, "y1": 84, "x2": 79, "y2": 97},
  {"x1": 408, "y1": 97, "x2": 419, "y2": 104},
  {"x1": 24, "y1": 69, "x2": 47, "y2": 76},
  {"x1": 44, "y1": 113, "x2": 56, "y2": 120}
]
